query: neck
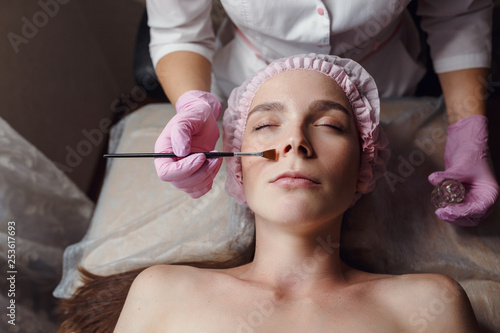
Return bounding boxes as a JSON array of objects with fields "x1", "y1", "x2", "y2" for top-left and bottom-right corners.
[{"x1": 237, "y1": 216, "x2": 348, "y2": 297}]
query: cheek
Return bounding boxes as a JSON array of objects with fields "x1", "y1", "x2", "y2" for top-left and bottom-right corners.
[
  {"x1": 345, "y1": 140, "x2": 361, "y2": 189},
  {"x1": 348, "y1": 134, "x2": 361, "y2": 169},
  {"x1": 241, "y1": 140, "x2": 271, "y2": 206},
  {"x1": 242, "y1": 127, "x2": 279, "y2": 152},
  {"x1": 241, "y1": 159, "x2": 260, "y2": 209},
  {"x1": 325, "y1": 137, "x2": 360, "y2": 188},
  {"x1": 240, "y1": 143, "x2": 256, "y2": 187}
]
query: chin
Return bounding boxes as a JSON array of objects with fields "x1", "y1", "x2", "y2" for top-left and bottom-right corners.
[{"x1": 252, "y1": 194, "x2": 344, "y2": 225}]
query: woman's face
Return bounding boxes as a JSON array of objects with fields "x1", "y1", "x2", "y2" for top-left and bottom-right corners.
[{"x1": 241, "y1": 69, "x2": 360, "y2": 227}]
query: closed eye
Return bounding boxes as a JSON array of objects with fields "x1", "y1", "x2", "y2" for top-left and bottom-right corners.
[
  {"x1": 253, "y1": 123, "x2": 277, "y2": 131},
  {"x1": 316, "y1": 123, "x2": 343, "y2": 132}
]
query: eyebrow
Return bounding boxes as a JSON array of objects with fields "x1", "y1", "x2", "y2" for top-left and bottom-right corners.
[
  {"x1": 247, "y1": 102, "x2": 284, "y2": 118},
  {"x1": 309, "y1": 100, "x2": 351, "y2": 117},
  {"x1": 247, "y1": 100, "x2": 351, "y2": 119}
]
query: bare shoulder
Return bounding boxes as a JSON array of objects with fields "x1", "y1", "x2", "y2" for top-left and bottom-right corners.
[
  {"x1": 113, "y1": 265, "x2": 206, "y2": 332},
  {"x1": 373, "y1": 273, "x2": 479, "y2": 333},
  {"x1": 133, "y1": 264, "x2": 202, "y2": 289},
  {"x1": 126, "y1": 264, "x2": 204, "y2": 300}
]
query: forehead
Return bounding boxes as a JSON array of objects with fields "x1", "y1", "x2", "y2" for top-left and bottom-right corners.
[{"x1": 249, "y1": 69, "x2": 351, "y2": 112}]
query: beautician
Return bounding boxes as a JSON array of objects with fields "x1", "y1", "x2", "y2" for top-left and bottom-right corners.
[{"x1": 148, "y1": 0, "x2": 498, "y2": 226}]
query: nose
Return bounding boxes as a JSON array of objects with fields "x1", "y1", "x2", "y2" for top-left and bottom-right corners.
[{"x1": 281, "y1": 127, "x2": 313, "y2": 158}]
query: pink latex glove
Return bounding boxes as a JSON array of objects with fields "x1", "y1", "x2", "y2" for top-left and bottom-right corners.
[
  {"x1": 154, "y1": 90, "x2": 223, "y2": 198},
  {"x1": 428, "y1": 115, "x2": 499, "y2": 226}
]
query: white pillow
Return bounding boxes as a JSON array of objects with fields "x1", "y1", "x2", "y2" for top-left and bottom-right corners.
[{"x1": 54, "y1": 104, "x2": 254, "y2": 298}]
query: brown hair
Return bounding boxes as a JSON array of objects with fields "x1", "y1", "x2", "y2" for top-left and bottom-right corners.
[{"x1": 57, "y1": 239, "x2": 256, "y2": 332}]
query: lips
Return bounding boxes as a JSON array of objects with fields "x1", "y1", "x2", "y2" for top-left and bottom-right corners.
[{"x1": 271, "y1": 171, "x2": 320, "y2": 187}]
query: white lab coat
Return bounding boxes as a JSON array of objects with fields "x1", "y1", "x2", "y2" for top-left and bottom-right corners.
[{"x1": 146, "y1": 0, "x2": 492, "y2": 99}]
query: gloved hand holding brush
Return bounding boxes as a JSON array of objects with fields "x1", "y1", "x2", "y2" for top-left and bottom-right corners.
[{"x1": 154, "y1": 90, "x2": 223, "y2": 198}]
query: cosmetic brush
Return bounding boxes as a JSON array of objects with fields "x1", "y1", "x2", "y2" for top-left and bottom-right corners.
[{"x1": 103, "y1": 149, "x2": 277, "y2": 161}]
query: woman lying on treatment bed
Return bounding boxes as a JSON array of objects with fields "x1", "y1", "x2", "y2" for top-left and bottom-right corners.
[
  {"x1": 57, "y1": 54, "x2": 478, "y2": 332},
  {"x1": 111, "y1": 54, "x2": 478, "y2": 332}
]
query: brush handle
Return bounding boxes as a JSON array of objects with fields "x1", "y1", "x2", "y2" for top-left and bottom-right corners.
[{"x1": 103, "y1": 152, "x2": 261, "y2": 158}]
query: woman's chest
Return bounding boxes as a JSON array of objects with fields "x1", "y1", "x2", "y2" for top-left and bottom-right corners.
[{"x1": 160, "y1": 287, "x2": 402, "y2": 333}]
